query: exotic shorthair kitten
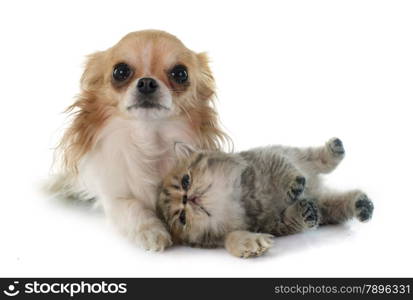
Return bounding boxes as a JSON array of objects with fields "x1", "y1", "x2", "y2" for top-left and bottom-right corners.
[{"x1": 157, "y1": 138, "x2": 374, "y2": 258}]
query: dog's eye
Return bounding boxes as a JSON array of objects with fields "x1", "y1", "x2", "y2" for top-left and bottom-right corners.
[
  {"x1": 181, "y1": 174, "x2": 190, "y2": 190},
  {"x1": 113, "y1": 63, "x2": 132, "y2": 82},
  {"x1": 170, "y1": 65, "x2": 188, "y2": 84},
  {"x1": 179, "y1": 210, "x2": 186, "y2": 225}
]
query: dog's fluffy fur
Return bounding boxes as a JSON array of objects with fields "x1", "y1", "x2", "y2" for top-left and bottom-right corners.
[{"x1": 50, "y1": 30, "x2": 229, "y2": 251}]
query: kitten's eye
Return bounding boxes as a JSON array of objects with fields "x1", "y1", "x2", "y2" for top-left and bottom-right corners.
[
  {"x1": 181, "y1": 174, "x2": 190, "y2": 191},
  {"x1": 170, "y1": 65, "x2": 188, "y2": 84},
  {"x1": 179, "y1": 210, "x2": 186, "y2": 225},
  {"x1": 113, "y1": 63, "x2": 132, "y2": 82}
]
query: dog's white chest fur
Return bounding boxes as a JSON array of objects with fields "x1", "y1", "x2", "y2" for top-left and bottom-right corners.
[{"x1": 78, "y1": 117, "x2": 196, "y2": 209}]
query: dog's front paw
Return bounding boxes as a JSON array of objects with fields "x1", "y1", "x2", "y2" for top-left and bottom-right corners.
[
  {"x1": 298, "y1": 198, "x2": 319, "y2": 228},
  {"x1": 225, "y1": 231, "x2": 273, "y2": 258},
  {"x1": 136, "y1": 225, "x2": 172, "y2": 251},
  {"x1": 355, "y1": 194, "x2": 374, "y2": 222},
  {"x1": 287, "y1": 176, "x2": 306, "y2": 202}
]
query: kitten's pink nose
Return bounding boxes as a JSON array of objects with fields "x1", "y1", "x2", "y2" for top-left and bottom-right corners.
[{"x1": 189, "y1": 196, "x2": 200, "y2": 204}]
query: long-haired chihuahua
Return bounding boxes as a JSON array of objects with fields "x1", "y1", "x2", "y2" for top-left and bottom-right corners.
[{"x1": 49, "y1": 30, "x2": 229, "y2": 251}]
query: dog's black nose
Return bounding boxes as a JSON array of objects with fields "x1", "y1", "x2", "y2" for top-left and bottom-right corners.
[{"x1": 137, "y1": 77, "x2": 158, "y2": 94}]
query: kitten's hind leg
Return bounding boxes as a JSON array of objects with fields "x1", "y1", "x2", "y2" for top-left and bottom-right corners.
[
  {"x1": 317, "y1": 190, "x2": 374, "y2": 225},
  {"x1": 288, "y1": 137, "x2": 345, "y2": 175},
  {"x1": 270, "y1": 198, "x2": 320, "y2": 236}
]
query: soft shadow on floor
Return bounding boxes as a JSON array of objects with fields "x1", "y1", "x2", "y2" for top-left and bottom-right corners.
[
  {"x1": 265, "y1": 224, "x2": 356, "y2": 260},
  {"x1": 42, "y1": 191, "x2": 103, "y2": 218},
  {"x1": 158, "y1": 223, "x2": 358, "y2": 261}
]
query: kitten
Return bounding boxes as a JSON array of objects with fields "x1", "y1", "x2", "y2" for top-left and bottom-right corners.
[{"x1": 156, "y1": 138, "x2": 374, "y2": 258}]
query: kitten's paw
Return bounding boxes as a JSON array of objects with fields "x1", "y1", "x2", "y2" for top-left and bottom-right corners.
[
  {"x1": 136, "y1": 225, "x2": 172, "y2": 252},
  {"x1": 355, "y1": 194, "x2": 374, "y2": 222},
  {"x1": 226, "y1": 231, "x2": 273, "y2": 258},
  {"x1": 287, "y1": 176, "x2": 306, "y2": 202},
  {"x1": 327, "y1": 137, "x2": 345, "y2": 156},
  {"x1": 298, "y1": 199, "x2": 319, "y2": 228}
]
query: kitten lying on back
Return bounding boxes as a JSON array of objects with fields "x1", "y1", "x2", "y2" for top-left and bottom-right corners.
[{"x1": 156, "y1": 138, "x2": 374, "y2": 258}]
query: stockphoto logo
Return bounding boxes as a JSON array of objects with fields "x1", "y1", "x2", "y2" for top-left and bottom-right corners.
[
  {"x1": 3, "y1": 281, "x2": 20, "y2": 297},
  {"x1": 2, "y1": 280, "x2": 127, "y2": 297}
]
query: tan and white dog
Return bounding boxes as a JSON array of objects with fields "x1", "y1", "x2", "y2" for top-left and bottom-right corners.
[{"x1": 50, "y1": 30, "x2": 229, "y2": 251}]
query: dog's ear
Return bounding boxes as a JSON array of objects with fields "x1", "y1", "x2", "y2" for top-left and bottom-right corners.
[
  {"x1": 195, "y1": 52, "x2": 215, "y2": 101},
  {"x1": 59, "y1": 51, "x2": 112, "y2": 174},
  {"x1": 191, "y1": 52, "x2": 232, "y2": 151},
  {"x1": 174, "y1": 142, "x2": 196, "y2": 160},
  {"x1": 81, "y1": 51, "x2": 106, "y2": 92}
]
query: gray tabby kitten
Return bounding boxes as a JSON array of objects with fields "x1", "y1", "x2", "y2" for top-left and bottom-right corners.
[{"x1": 157, "y1": 138, "x2": 374, "y2": 258}]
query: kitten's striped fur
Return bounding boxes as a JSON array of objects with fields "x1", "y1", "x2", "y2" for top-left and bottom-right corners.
[{"x1": 157, "y1": 138, "x2": 374, "y2": 258}]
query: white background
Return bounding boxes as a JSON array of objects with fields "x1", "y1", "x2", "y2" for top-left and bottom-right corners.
[{"x1": 0, "y1": 0, "x2": 412, "y2": 277}]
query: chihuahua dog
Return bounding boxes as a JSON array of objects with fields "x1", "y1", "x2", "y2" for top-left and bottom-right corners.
[{"x1": 49, "y1": 30, "x2": 229, "y2": 251}]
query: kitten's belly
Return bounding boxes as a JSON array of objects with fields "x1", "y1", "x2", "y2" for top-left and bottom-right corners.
[
  {"x1": 240, "y1": 165, "x2": 290, "y2": 233},
  {"x1": 242, "y1": 193, "x2": 288, "y2": 233}
]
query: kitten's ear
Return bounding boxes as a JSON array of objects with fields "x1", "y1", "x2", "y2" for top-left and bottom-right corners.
[{"x1": 174, "y1": 142, "x2": 196, "y2": 160}]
